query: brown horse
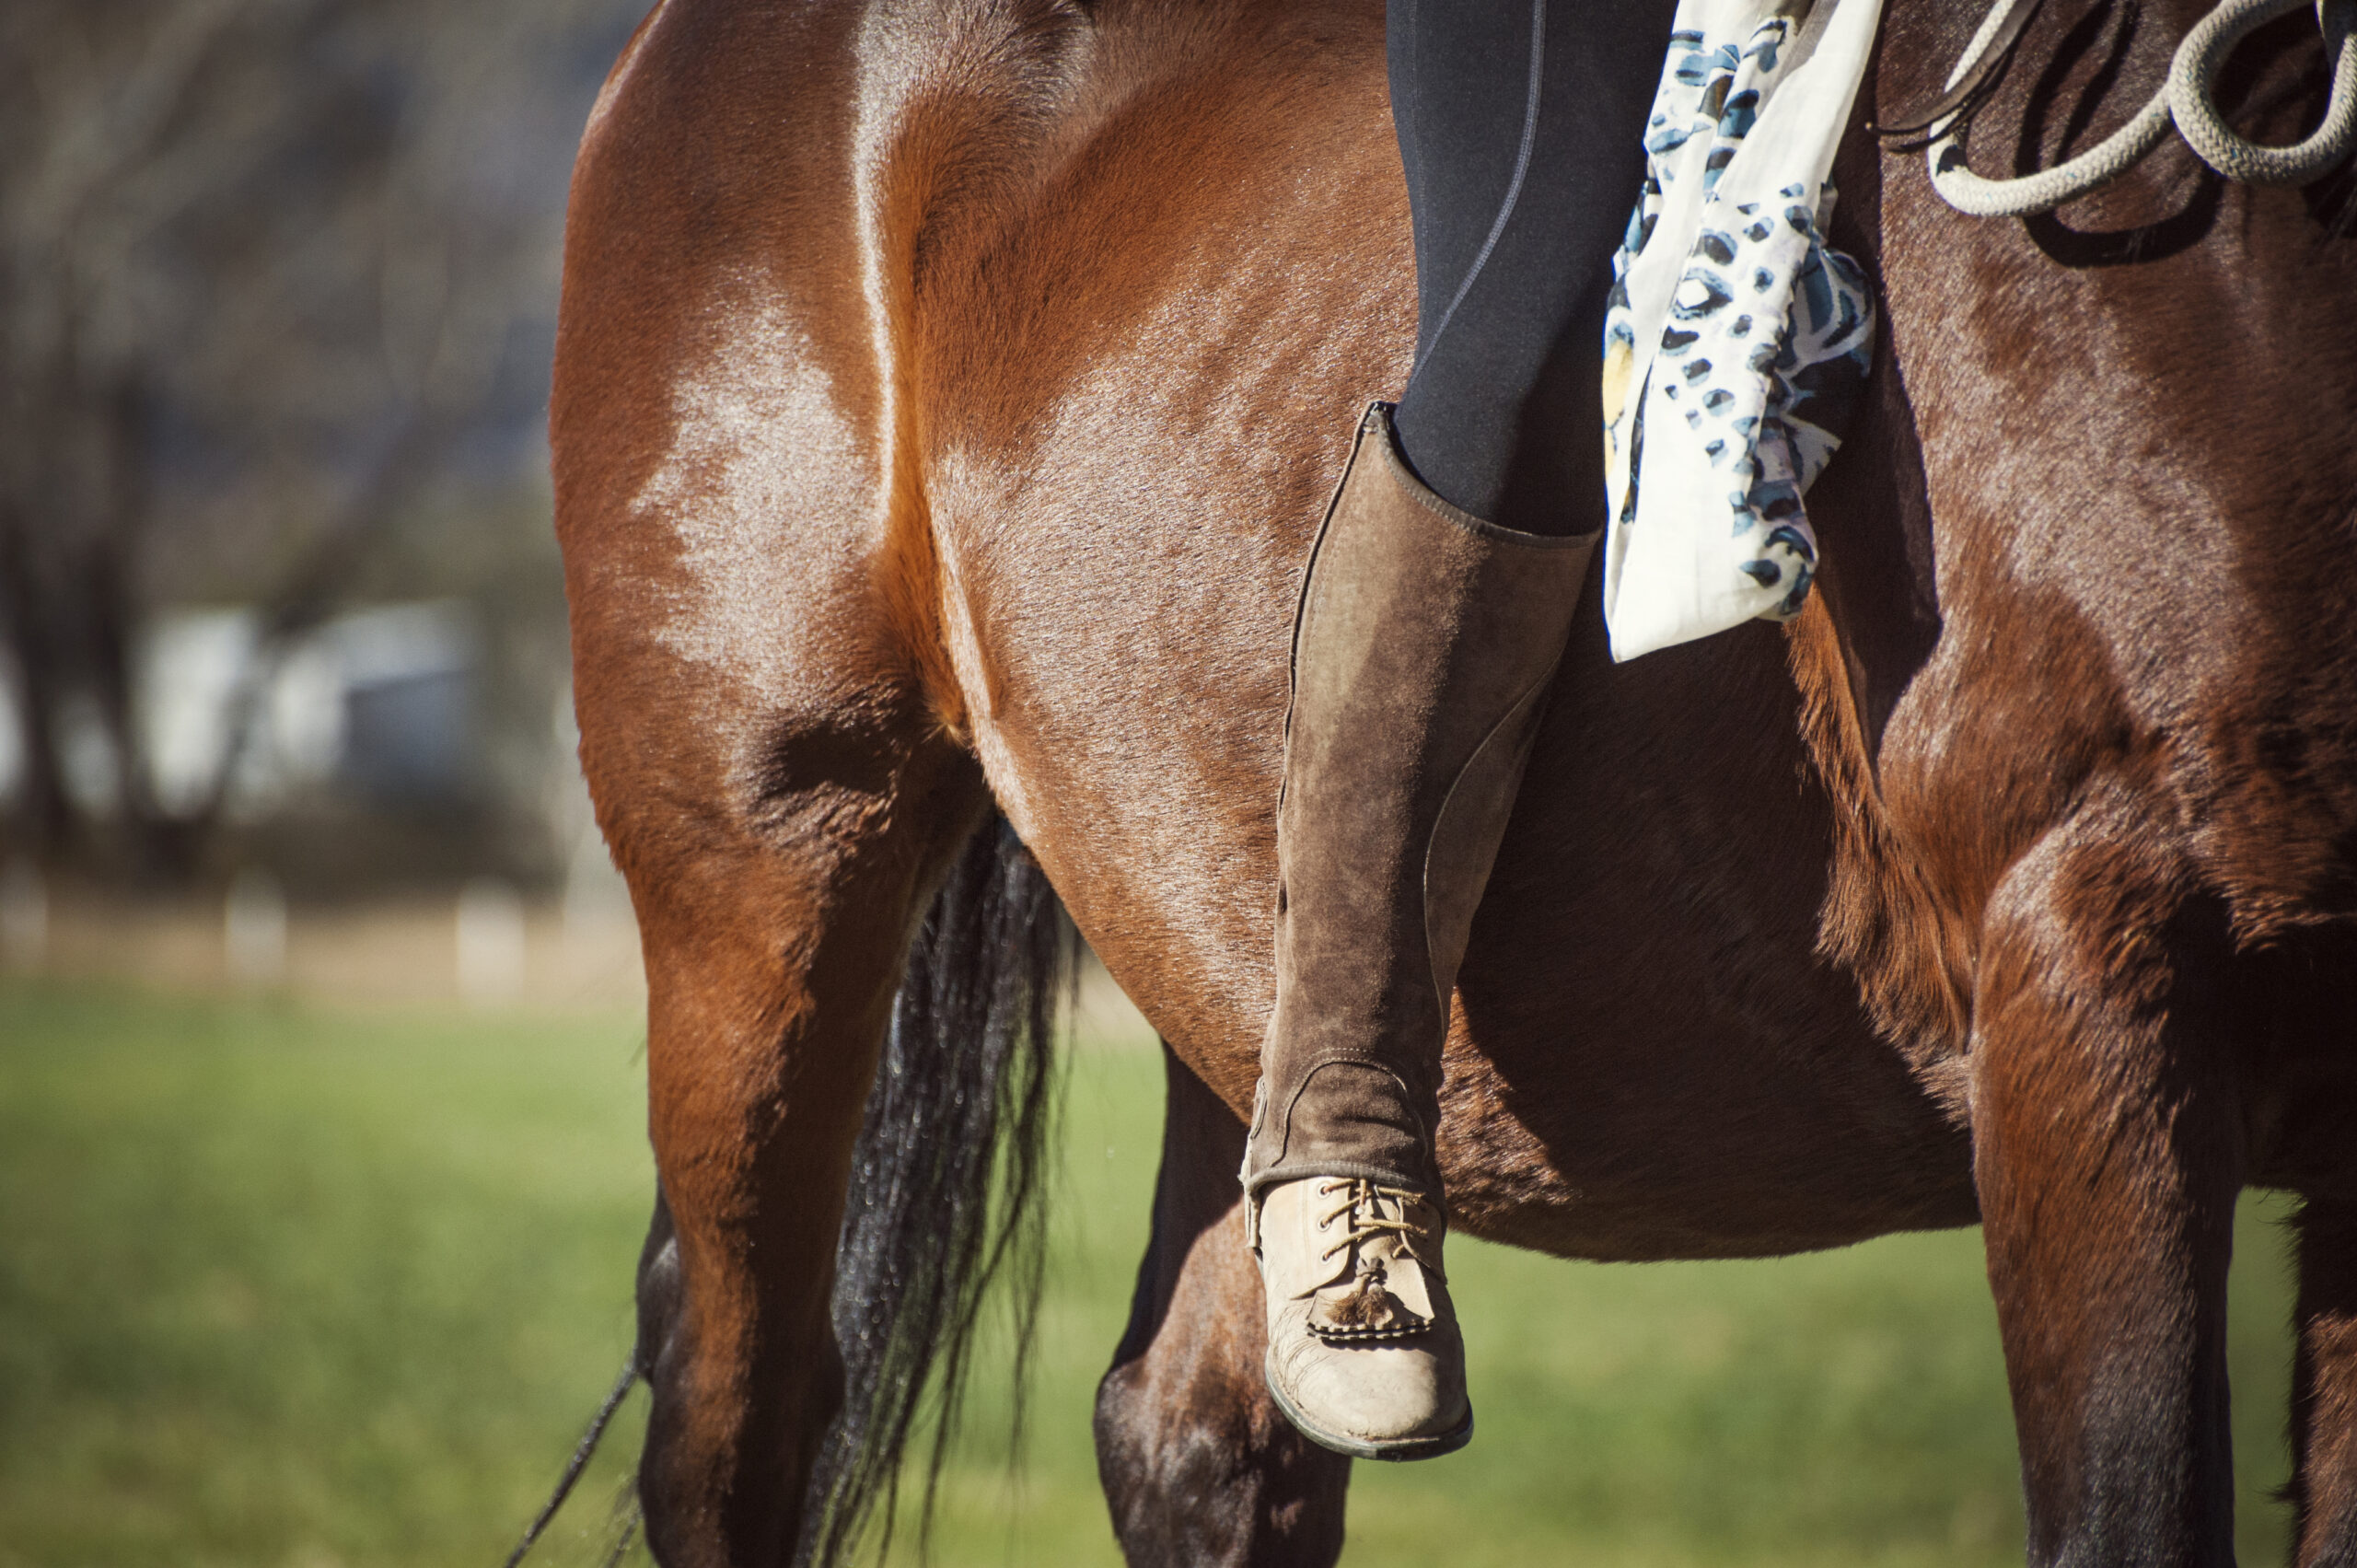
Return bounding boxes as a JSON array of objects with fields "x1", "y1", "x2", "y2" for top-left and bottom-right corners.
[{"x1": 549, "y1": 0, "x2": 2357, "y2": 1562}]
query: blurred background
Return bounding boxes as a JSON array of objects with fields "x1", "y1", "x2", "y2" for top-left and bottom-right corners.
[
  {"x1": 0, "y1": 0, "x2": 644, "y2": 1004},
  {"x1": 0, "y1": 3, "x2": 2309, "y2": 1566}
]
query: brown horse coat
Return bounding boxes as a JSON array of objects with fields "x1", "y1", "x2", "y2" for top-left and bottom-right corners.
[{"x1": 552, "y1": 0, "x2": 2357, "y2": 1562}]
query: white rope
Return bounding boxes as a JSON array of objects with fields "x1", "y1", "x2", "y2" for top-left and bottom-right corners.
[
  {"x1": 2173, "y1": 0, "x2": 2357, "y2": 181},
  {"x1": 1928, "y1": 64, "x2": 2177, "y2": 215},
  {"x1": 1924, "y1": 0, "x2": 2357, "y2": 216}
]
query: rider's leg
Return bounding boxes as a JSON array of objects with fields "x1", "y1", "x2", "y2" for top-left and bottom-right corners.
[
  {"x1": 1241, "y1": 0, "x2": 1676, "y2": 1459},
  {"x1": 1390, "y1": 0, "x2": 1673, "y2": 537}
]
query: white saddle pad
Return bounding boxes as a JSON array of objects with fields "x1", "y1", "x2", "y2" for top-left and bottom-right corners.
[{"x1": 1599, "y1": 0, "x2": 1885, "y2": 662}]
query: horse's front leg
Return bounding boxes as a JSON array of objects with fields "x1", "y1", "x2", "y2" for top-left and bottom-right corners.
[
  {"x1": 1096, "y1": 1045, "x2": 1352, "y2": 1567},
  {"x1": 2292, "y1": 1198, "x2": 2357, "y2": 1567},
  {"x1": 1971, "y1": 808, "x2": 2246, "y2": 1568}
]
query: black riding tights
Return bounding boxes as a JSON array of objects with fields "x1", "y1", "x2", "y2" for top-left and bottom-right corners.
[{"x1": 1387, "y1": 0, "x2": 1680, "y2": 538}]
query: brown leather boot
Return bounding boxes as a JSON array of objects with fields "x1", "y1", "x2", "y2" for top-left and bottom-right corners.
[{"x1": 1243, "y1": 401, "x2": 1596, "y2": 1460}]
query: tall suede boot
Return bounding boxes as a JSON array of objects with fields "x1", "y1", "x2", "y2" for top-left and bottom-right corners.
[{"x1": 1243, "y1": 402, "x2": 1596, "y2": 1460}]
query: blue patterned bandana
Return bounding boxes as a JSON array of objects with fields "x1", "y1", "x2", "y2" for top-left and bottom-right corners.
[{"x1": 1600, "y1": 0, "x2": 1882, "y2": 661}]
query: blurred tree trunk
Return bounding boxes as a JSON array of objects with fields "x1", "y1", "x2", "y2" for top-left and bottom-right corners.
[
  {"x1": 0, "y1": 494, "x2": 75, "y2": 854},
  {"x1": 0, "y1": 0, "x2": 248, "y2": 877}
]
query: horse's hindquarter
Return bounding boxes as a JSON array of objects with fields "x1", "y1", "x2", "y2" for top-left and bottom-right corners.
[{"x1": 913, "y1": 0, "x2": 1976, "y2": 1262}]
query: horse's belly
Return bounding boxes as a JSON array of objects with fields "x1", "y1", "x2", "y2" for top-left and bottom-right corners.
[{"x1": 1433, "y1": 614, "x2": 1980, "y2": 1261}]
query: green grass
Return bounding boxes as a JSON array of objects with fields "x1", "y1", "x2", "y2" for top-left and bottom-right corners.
[{"x1": 0, "y1": 982, "x2": 2304, "y2": 1567}]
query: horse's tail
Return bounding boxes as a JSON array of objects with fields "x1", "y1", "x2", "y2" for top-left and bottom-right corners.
[{"x1": 796, "y1": 814, "x2": 1071, "y2": 1567}]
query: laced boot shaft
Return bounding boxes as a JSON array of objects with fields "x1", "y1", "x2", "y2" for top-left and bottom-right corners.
[{"x1": 1244, "y1": 402, "x2": 1596, "y2": 1460}]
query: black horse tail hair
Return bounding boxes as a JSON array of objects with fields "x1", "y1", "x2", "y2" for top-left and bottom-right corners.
[
  {"x1": 500, "y1": 1354, "x2": 642, "y2": 1568},
  {"x1": 795, "y1": 813, "x2": 1072, "y2": 1568}
]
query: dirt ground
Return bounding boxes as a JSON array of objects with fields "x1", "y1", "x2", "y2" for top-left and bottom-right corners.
[
  {"x1": 1, "y1": 874, "x2": 1154, "y2": 1041},
  {"x1": 3, "y1": 882, "x2": 641, "y2": 1010}
]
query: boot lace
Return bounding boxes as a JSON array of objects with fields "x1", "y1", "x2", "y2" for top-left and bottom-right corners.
[{"x1": 1314, "y1": 1178, "x2": 1427, "y2": 1264}]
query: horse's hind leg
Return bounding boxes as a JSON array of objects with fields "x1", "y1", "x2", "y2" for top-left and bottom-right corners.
[
  {"x1": 569, "y1": 553, "x2": 983, "y2": 1562},
  {"x1": 2292, "y1": 1199, "x2": 2357, "y2": 1567},
  {"x1": 1969, "y1": 807, "x2": 2246, "y2": 1568},
  {"x1": 1097, "y1": 1045, "x2": 1351, "y2": 1567}
]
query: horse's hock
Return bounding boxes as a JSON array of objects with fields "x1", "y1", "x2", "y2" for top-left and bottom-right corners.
[{"x1": 543, "y1": 0, "x2": 2357, "y2": 1563}]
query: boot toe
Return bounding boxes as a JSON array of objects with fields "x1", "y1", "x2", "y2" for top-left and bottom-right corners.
[{"x1": 1267, "y1": 1299, "x2": 1470, "y2": 1456}]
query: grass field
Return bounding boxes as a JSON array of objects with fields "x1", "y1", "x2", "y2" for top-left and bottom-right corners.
[{"x1": 0, "y1": 981, "x2": 2305, "y2": 1567}]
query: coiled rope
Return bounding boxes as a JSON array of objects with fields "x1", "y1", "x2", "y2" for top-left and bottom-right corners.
[{"x1": 1925, "y1": 0, "x2": 2357, "y2": 216}]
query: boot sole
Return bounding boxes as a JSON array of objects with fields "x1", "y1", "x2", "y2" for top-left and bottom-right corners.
[{"x1": 1264, "y1": 1348, "x2": 1476, "y2": 1462}]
